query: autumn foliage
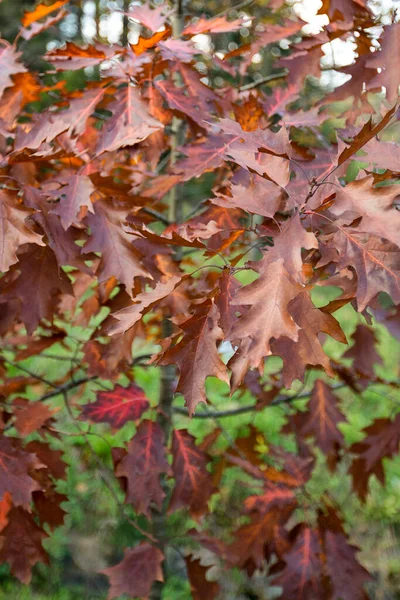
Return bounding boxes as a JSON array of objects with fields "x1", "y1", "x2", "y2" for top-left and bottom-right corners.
[{"x1": 0, "y1": 0, "x2": 399, "y2": 598}]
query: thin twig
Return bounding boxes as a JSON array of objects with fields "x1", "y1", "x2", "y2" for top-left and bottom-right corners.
[
  {"x1": 239, "y1": 71, "x2": 288, "y2": 92},
  {"x1": 215, "y1": 0, "x2": 254, "y2": 18},
  {"x1": 173, "y1": 382, "x2": 349, "y2": 418},
  {"x1": 141, "y1": 207, "x2": 171, "y2": 225}
]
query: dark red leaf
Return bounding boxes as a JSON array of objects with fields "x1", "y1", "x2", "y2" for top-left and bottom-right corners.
[{"x1": 81, "y1": 383, "x2": 150, "y2": 428}]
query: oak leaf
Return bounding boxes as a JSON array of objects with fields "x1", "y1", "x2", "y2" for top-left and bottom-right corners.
[
  {"x1": 109, "y1": 275, "x2": 182, "y2": 336},
  {"x1": 45, "y1": 41, "x2": 107, "y2": 71},
  {"x1": 158, "y1": 300, "x2": 229, "y2": 415},
  {"x1": 102, "y1": 543, "x2": 164, "y2": 600},
  {"x1": 183, "y1": 16, "x2": 245, "y2": 35},
  {"x1": 126, "y1": 3, "x2": 169, "y2": 32},
  {"x1": 344, "y1": 324, "x2": 383, "y2": 379},
  {"x1": 0, "y1": 507, "x2": 48, "y2": 584},
  {"x1": 116, "y1": 420, "x2": 170, "y2": 517},
  {"x1": 271, "y1": 291, "x2": 346, "y2": 386},
  {"x1": 82, "y1": 200, "x2": 150, "y2": 295},
  {"x1": 81, "y1": 384, "x2": 150, "y2": 428},
  {"x1": 168, "y1": 429, "x2": 215, "y2": 518},
  {"x1": 13, "y1": 399, "x2": 56, "y2": 438},
  {"x1": 272, "y1": 526, "x2": 323, "y2": 598},
  {"x1": 330, "y1": 176, "x2": 400, "y2": 247},
  {"x1": 185, "y1": 556, "x2": 220, "y2": 600},
  {"x1": 228, "y1": 258, "x2": 302, "y2": 388},
  {"x1": 21, "y1": 0, "x2": 68, "y2": 28},
  {"x1": 330, "y1": 228, "x2": 400, "y2": 311},
  {"x1": 96, "y1": 85, "x2": 162, "y2": 154},
  {"x1": 366, "y1": 23, "x2": 400, "y2": 103},
  {"x1": 349, "y1": 414, "x2": 400, "y2": 501},
  {"x1": 0, "y1": 435, "x2": 43, "y2": 509},
  {"x1": 0, "y1": 46, "x2": 27, "y2": 99},
  {"x1": 0, "y1": 190, "x2": 44, "y2": 272},
  {"x1": 49, "y1": 173, "x2": 96, "y2": 230}
]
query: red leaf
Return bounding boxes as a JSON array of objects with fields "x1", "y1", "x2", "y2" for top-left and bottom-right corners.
[
  {"x1": 116, "y1": 420, "x2": 170, "y2": 516},
  {"x1": 102, "y1": 543, "x2": 164, "y2": 600},
  {"x1": 169, "y1": 429, "x2": 214, "y2": 519},
  {"x1": 81, "y1": 383, "x2": 150, "y2": 428}
]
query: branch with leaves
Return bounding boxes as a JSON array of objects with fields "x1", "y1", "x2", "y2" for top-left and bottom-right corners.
[{"x1": 0, "y1": 0, "x2": 399, "y2": 598}]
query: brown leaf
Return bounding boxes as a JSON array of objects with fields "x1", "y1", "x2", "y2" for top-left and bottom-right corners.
[
  {"x1": 227, "y1": 505, "x2": 295, "y2": 570},
  {"x1": 159, "y1": 300, "x2": 229, "y2": 415},
  {"x1": 0, "y1": 507, "x2": 48, "y2": 584},
  {"x1": 82, "y1": 200, "x2": 150, "y2": 296},
  {"x1": 338, "y1": 103, "x2": 398, "y2": 166},
  {"x1": 366, "y1": 23, "x2": 400, "y2": 103},
  {"x1": 331, "y1": 228, "x2": 400, "y2": 311},
  {"x1": 0, "y1": 435, "x2": 43, "y2": 508},
  {"x1": 2, "y1": 245, "x2": 73, "y2": 334},
  {"x1": 116, "y1": 420, "x2": 170, "y2": 517},
  {"x1": 344, "y1": 324, "x2": 383, "y2": 379},
  {"x1": 0, "y1": 46, "x2": 27, "y2": 99},
  {"x1": 49, "y1": 173, "x2": 95, "y2": 230},
  {"x1": 324, "y1": 531, "x2": 371, "y2": 599},
  {"x1": 126, "y1": 4, "x2": 169, "y2": 32},
  {"x1": 109, "y1": 275, "x2": 182, "y2": 336},
  {"x1": 25, "y1": 441, "x2": 67, "y2": 481},
  {"x1": 298, "y1": 380, "x2": 346, "y2": 454},
  {"x1": 272, "y1": 291, "x2": 346, "y2": 386},
  {"x1": 330, "y1": 176, "x2": 400, "y2": 247},
  {"x1": 185, "y1": 556, "x2": 220, "y2": 600},
  {"x1": 96, "y1": 85, "x2": 162, "y2": 154},
  {"x1": 211, "y1": 173, "x2": 284, "y2": 218},
  {"x1": 0, "y1": 190, "x2": 44, "y2": 272},
  {"x1": 102, "y1": 543, "x2": 164, "y2": 600},
  {"x1": 349, "y1": 414, "x2": 400, "y2": 501},
  {"x1": 168, "y1": 429, "x2": 215, "y2": 519},
  {"x1": 228, "y1": 259, "x2": 302, "y2": 388},
  {"x1": 13, "y1": 399, "x2": 56, "y2": 437}
]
